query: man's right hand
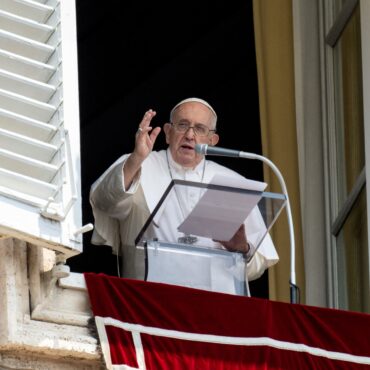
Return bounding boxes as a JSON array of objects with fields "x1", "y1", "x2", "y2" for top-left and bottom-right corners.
[
  {"x1": 133, "y1": 109, "x2": 161, "y2": 161},
  {"x1": 123, "y1": 109, "x2": 161, "y2": 190}
]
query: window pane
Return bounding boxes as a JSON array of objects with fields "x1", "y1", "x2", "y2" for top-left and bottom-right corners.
[
  {"x1": 333, "y1": 4, "x2": 364, "y2": 205},
  {"x1": 336, "y1": 187, "x2": 369, "y2": 312},
  {"x1": 333, "y1": 0, "x2": 347, "y2": 19},
  {"x1": 332, "y1": 3, "x2": 369, "y2": 313}
]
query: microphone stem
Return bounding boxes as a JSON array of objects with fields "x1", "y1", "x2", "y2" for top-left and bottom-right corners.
[{"x1": 239, "y1": 152, "x2": 298, "y2": 303}]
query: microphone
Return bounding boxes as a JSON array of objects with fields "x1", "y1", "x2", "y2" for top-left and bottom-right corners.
[
  {"x1": 195, "y1": 143, "x2": 299, "y2": 304},
  {"x1": 195, "y1": 144, "x2": 261, "y2": 160},
  {"x1": 195, "y1": 143, "x2": 240, "y2": 157}
]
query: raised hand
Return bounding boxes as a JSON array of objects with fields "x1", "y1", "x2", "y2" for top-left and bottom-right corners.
[
  {"x1": 133, "y1": 109, "x2": 161, "y2": 161},
  {"x1": 123, "y1": 109, "x2": 161, "y2": 189}
]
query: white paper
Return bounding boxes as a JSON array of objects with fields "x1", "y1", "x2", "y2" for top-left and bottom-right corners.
[{"x1": 178, "y1": 174, "x2": 266, "y2": 241}]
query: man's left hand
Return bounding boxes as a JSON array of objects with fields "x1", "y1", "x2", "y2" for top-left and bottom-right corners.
[{"x1": 214, "y1": 224, "x2": 250, "y2": 254}]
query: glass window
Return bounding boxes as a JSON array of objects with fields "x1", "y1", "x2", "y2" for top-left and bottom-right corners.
[
  {"x1": 336, "y1": 188, "x2": 369, "y2": 311},
  {"x1": 331, "y1": 3, "x2": 368, "y2": 312}
]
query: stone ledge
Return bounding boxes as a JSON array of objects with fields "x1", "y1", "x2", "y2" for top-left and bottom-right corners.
[
  {"x1": 0, "y1": 238, "x2": 103, "y2": 369},
  {"x1": 0, "y1": 349, "x2": 105, "y2": 370}
]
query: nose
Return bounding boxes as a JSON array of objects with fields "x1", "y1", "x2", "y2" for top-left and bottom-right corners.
[{"x1": 184, "y1": 126, "x2": 196, "y2": 138}]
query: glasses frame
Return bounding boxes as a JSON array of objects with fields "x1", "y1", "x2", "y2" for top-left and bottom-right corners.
[{"x1": 170, "y1": 122, "x2": 216, "y2": 137}]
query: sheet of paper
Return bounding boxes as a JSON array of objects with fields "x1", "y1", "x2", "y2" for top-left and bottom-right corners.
[{"x1": 178, "y1": 174, "x2": 266, "y2": 241}]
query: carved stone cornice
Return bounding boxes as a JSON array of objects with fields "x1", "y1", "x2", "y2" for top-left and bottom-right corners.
[{"x1": 0, "y1": 238, "x2": 104, "y2": 369}]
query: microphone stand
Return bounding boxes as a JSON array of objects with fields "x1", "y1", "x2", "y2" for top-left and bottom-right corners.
[
  {"x1": 195, "y1": 144, "x2": 299, "y2": 303},
  {"x1": 239, "y1": 151, "x2": 299, "y2": 304}
]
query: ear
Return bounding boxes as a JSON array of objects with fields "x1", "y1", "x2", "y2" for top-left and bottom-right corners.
[
  {"x1": 209, "y1": 133, "x2": 219, "y2": 146},
  {"x1": 163, "y1": 123, "x2": 171, "y2": 144}
]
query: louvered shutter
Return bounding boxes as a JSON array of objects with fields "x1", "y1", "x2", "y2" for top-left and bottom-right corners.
[{"x1": 0, "y1": 0, "x2": 84, "y2": 256}]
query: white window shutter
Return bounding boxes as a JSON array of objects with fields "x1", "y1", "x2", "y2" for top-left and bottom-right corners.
[{"x1": 0, "y1": 0, "x2": 86, "y2": 257}]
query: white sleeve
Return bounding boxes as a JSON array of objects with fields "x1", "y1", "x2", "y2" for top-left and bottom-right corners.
[
  {"x1": 90, "y1": 156, "x2": 141, "y2": 219},
  {"x1": 89, "y1": 154, "x2": 144, "y2": 253},
  {"x1": 246, "y1": 245, "x2": 279, "y2": 281},
  {"x1": 245, "y1": 206, "x2": 279, "y2": 281}
]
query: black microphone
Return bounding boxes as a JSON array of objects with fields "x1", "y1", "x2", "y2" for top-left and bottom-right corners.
[{"x1": 195, "y1": 144, "x2": 240, "y2": 157}]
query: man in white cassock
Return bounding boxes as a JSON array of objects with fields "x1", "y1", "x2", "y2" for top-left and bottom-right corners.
[{"x1": 89, "y1": 98, "x2": 279, "y2": 295}]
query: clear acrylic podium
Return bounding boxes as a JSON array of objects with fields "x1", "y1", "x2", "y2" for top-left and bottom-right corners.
[{"x1": 135, "y1": 179, "x2": 286, "y2": 296}]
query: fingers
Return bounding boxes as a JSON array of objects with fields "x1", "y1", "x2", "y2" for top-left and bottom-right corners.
[
  {"x1": 134, "y1": 110, "x2": 160, "y2": 160},
  {"x1": 149, "y1": 126, "x2": 161, "y2": 142},
  {"x1": 138, "y1": 109, "x2": 156, "y2": 132},
  {"x1": 136, "y1": 126, "x2": 152, "y2": 136}
]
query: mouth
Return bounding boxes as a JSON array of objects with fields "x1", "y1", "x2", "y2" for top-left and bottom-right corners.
[{"x1": 180, "y1": 144, "x2": 194, "y2": 151}]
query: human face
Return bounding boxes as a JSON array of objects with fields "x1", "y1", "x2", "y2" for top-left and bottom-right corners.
[{"x1": 164, "y1": 102, "x2": 219, "y2": 168}]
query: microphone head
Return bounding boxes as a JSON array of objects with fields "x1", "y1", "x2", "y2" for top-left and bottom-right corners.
[{"x1": 195, "y1": 143, "x2": 208, "y2": 154}]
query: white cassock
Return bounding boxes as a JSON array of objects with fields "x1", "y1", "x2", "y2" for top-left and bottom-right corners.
[{"x1": 90, "y1": 149, "x2": 279, "y2": 294}]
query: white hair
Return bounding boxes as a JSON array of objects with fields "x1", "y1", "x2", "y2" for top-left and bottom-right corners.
[{"x1": 170, "y1": 97, "x2": 217, "y2": 129}]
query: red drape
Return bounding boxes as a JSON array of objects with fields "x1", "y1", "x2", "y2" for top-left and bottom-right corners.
[{"x1": 84, "y1": 273, "x2": 370, "y2": 369}]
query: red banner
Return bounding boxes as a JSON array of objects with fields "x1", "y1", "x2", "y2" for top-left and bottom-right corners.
[{"x1": 84, "y1": 273, "x2": 370, "y2": 369}]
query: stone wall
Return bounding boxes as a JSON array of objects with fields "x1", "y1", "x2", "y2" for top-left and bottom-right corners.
[{"x1": 0, "y1": 237, "x2": 105, "y2": 369}]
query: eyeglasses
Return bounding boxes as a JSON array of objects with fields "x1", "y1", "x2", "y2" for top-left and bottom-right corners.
[{"x1": 171, "y1": 122, "x2": 216, "y2": 137}]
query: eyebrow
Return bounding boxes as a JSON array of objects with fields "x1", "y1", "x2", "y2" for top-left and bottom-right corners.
[{"x1": 177, "y1": 119, "x2": 208, "y2": 126}]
